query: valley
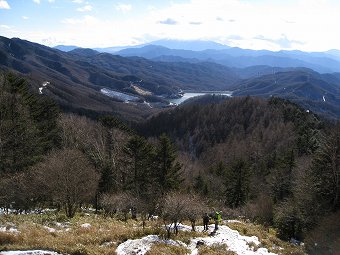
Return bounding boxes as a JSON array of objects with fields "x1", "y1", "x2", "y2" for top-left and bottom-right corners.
[{"x1": 1, "y1": 36, "x2": 339, "y2": 119}]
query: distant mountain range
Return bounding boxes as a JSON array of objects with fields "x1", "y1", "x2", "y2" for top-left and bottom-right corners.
[
  {"x1": 55, "y1": 39, "x2": 340, "y2": 73},
  {"x1": 1, "y1": 36, "x2": 339, "y2": 119},
  {"x1": 54, "y1": 39, "x2": 230, "y2": 53},
  {"x1": 115, "y1": 45, "x2": 340, "y2": 74}
]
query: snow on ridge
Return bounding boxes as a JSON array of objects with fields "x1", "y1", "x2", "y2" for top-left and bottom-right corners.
[{"x1": 39, "y1": 81, "x2": 50, "y2": 94}]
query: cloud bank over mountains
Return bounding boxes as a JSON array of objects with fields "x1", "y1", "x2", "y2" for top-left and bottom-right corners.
[{"x1": 0, "y1": 0, "x2": 339, "y2": 51}]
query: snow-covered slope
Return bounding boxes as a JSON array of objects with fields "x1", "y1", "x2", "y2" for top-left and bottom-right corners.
[{"x1": 116, "y1": 224, "x2": 279, "y2": 255}]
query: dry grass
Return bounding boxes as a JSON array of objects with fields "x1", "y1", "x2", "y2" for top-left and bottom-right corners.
[
  {"x1": 0, "y1": 231, "x2": 20, "y2": 246},
  {"x1": 226, "y1": 221, "x2": 305, "y2": 255},
  {"x1": 0, "y1": 213, "x2": 162, "y2": 255},
  {"x1": 0, "y1": 213, "x2": 306, "y2": 255},
  {"x1": 145, "y1": 243, "x2": 189, "y2": 255},
  {"x1": 198, "y1": 244, "x2": 236, "y2": 255},
  {"x1": 171, "y1": 230, "x2": 207, "y2": 245}
]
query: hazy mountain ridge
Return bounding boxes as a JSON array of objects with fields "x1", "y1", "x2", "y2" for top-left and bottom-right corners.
[
  {"x1": 77, "y1": 39, "x2": 230, "y2": 53},
  {"x1": 112, "y1": 42, "x2": 340, "y2": 73}
]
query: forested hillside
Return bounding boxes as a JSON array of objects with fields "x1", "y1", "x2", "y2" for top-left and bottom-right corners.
[
  {"x1": 141, "y1": 95, "x2": 339, "y2": 253},
  {"x1": 0, "y1": 73, "x2": 339, "y2": 254},
  {"x1": 232, "y1": 70, "x2": 340, "y2": 119}
]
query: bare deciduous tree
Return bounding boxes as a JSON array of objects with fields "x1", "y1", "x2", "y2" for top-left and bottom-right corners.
[
  {"x1": 100, "y1": 192, "x2": 138, "y2": 221},
  {"x1": 181, "y1": 194, "x2": 207, "y2": 231},
  {"x1": 33, "y1": 148, "x2": 99, "y2": 218},
  {"x1": 161, "y1": 192, "x2": 207, "y2": 237},
  {"x1": 59, "y1": 114, "x2": 128, "y2": 193},
  {"x1": 162, "y1": 193, "x2": 187, "y2": 237}
]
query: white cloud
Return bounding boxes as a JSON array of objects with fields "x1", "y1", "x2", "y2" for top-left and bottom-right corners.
[
  {"x1": 0, "y1": 24, "x2": 10, "y2": 29},
  {"x1": 77, "y1": 5, "x2": 92, "y2": 12},
  {"x1": 0, "y1": 0, "x2": 10, "y2": 9},
  {"x1": 189, "y1": 21, "x2": 202, "y2": 25},
  {"x1": 48, "y1": 0, "x2": 55, "y2": 3},
  {"x1": 22, "y1": 16, "x2": 29, "y2": 20},
  {"x1": 6, "y1": 0, "x2": 340, "y2": 51},
  {"x1": 62, "y1": 15, "x2": 97, "y2": 25},
  {"x1": 138, "y1": 0, "x2": 340, "y2": 51},
  {"x1": 115, "y1": 3, "x2": 132, "y2": 13},
  {"x1": 33, "y1": 0, "x2": 40, "y2": 4}
]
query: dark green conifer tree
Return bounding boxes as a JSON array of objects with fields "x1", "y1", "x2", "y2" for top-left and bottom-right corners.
[
  {"x1": 155, "y1": 134, "x2": 183, "y2": 194},
  {"x1": 224, "y1": 159, "x2": 250, "y2": 208},
  {"x1": 123, "y1": 135, "x2": 155, "y2": 197},
  {"x1": 310, "y1": 126, "x2": 339, "y2": 211}
]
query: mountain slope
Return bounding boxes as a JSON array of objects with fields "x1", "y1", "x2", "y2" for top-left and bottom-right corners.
[
  {"x1": 232, "y1": 70, "x2": 340, "y2": 118},
  {"x1": 0, "y1": 36, "x2": 240, "y2": 119},
  {"x1": 0, "y1": 36, "x2": 154, "y2": 120}
]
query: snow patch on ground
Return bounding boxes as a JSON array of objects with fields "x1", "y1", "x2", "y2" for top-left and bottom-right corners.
[
  {"x1": 116, "y1": 224, "x2": 278, "y2": 255},
  {"x1": 0, "y1": 226, "x2": 19, "y2": 234},
  {"x1": 100, "y1": 241, "x2": 117, "y2": 247},
  {"x1": 116, "y1": 235, "x2": 184, "y2": 255},
  {"x1": 80, "y1": 223, "x2": 91, "y2": 228},
  {"x1": 43, "y1": 226, "x2": 56, "y2": 233},
  {"x1": 188, "y1": 225, "x2": 276, "y2": 255}
]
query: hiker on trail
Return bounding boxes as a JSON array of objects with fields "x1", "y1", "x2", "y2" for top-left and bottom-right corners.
[
  {"x1": 203, "y1": 213, "x2": 210, "y2": 231},
  {"x1": 214, "y1": 211, "x2": 222, "y2": 231}
]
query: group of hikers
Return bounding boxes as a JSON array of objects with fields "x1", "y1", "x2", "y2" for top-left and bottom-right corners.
[{"x1": 203, "y1": 210, "x2": 222, "y2": 232}]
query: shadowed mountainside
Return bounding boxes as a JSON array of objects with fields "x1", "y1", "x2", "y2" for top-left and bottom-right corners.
[{"x1": 232, "y1": 70, "x2": 340, "y2": 119}]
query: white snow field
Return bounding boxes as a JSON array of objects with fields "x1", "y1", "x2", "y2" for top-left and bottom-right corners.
[{"x1": 116, "y1": 224, "x2": 279, "y2": 255}]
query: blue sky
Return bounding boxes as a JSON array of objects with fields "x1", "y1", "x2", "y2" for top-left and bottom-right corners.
[{"x1": 1, "y1": 0, "x2": 339, "y2": 51}]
